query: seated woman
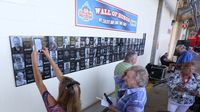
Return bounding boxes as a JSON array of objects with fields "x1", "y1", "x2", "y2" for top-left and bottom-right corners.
[
  {"x1": 160, "y1": 53, "x2": 175, "y2": 66},
  {"x1": 160, "y1": 53, "x2": 176, "y2": 72},
  {"x1": 31, "y1": 47, "x2": 81, "y2": 112},
  {"x1": 109, "y1": 65, "x2": 149, "y2": 112},
  {"x1": 167, "y1": 62, "x2": 200, "y2": 112}
]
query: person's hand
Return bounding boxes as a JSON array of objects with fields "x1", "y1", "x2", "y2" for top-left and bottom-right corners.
[
  {"x1": 174, "y1": 86, "x2": 186, "y2": 92},
  {"x1": 42, "y1": 47, "x2": 50, "y2": 58}
]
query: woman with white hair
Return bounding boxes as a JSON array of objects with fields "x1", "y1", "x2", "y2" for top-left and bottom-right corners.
[{"x1": 109, "y1": 65, "x2": 149, "y2": 112}]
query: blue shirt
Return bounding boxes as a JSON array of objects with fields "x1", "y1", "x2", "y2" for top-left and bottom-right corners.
[
  {"x1": 167, "y1": 72, "x2": 200, "y2": 105},
  {"x1": 116, "y1": 87, "x2": 147, "y2": 112},
  {"x1": 176, "y1": 50, "x2": 193, "y2": 64}
]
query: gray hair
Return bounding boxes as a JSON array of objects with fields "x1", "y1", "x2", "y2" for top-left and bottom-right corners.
[
  {"x1": 124, "y1": 51, "x2": 137, "y2": 63},
  {"x1": 176, "y1": 44, "x2": 186, "y2": 50},
  {"x1": 125, "y1": 65, "x2": 149, "y2": 87}
]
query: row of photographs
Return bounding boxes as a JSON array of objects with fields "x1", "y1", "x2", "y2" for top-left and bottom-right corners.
[
  {"x1": 10, "y1": 36, "x2": 146, "y2": 53},
  {"x1": 10, "y1": 35, "x2": 146, "y2": 87}
]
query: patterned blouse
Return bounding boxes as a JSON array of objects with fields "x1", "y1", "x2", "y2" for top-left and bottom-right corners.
[
  {"x1": 42, "y1": 91, "x2": 65, "y2": 112},
  {"x1": 167, "y1": 72, "x2": 200, "y2": 105}
]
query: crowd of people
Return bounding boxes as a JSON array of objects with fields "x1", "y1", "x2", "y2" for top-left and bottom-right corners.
[{"x1": 30, "y1": 44, "x2": 200, "y2": 112}]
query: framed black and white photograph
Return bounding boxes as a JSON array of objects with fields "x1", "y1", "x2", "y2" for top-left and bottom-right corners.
[
  {"x1": 48, "y1": 36, "x2": 57, "y2": 51},
  {"x1": 89, "y1": 37, "x2": 94, "y2": 47},
  {"x1": 69, "y1": 49, "x2": 76, "y2": 60},
  {"x1": 93, "y1": 57, "x2": 97, "y2": 66},
  {"x1": 94, "y1": 37, "x2": 98, "y2": 47},
  {"x1": 96, "y1": 57, "x2": 100, "y2": 66},
  {"x1": 85, "y1": 48, "x2": 90, "y2": 58},
  {"x1": 58, "y1": 62, "x2": 64, "y2": 73},
  {"x1": 80, "y1": 59, "x2": 85, "y2": 70},
  {"x1": 50, "y1": 50, "x2": 58, "y2": 63},
  {"x1": 76, "y1": 50, "x2": 80, "y2": 60},
  {"x1": 13, "y1": 54, "x2": 25, "y2": 70},
  {"x1": 93, "y1": 48, "x2": 97, "y2": 57},
  {"x1": 15, "y1": 70, "x2": 27, "y2": 87},
  {"x1": 70, "y1": 61, "x2": 76, "y2": 72},
  {"x1": 89, "y1": 48, "x2": 94, "y2": 58},
  {"x1": 63, "y1": 36, "x2": 70, "y2": 49},
  {"x1": 64, "y1": 62, "x2": 70, "y2": 74},
  {"x1": 110, "y1": 38, "x2": 113, "y2": 45},
  {"x1": 70, "y1": 37, "x2": 76, "y2": 48},
  {"x1": 100, "y1": 47, "x2": 104, "y2": 55},
  {"x1": 57, "y1": 50, "x2": 64, "y2": 62},
  {"x1": 89, "y1": 57, "x2": 93, "y2": 68},
  {"x1": 103, "y1": 47, "x2": 107, "y2": 55},
  {"x1": 115, "y1": 38, "x2": 120, "y2": 46},
  {"x1": 114, "y1": 46, "x2": 118, "y2": 53},
  {"x1": 104, "y1": 37, "x2": 108, "y2": 46},
  {"x1": 113, "y1": 38, "x2": 116, "y2": 46},
  {"x1": 97, "y1": 37, "x2": 101, "y2": 46},
  {"x1": 109, "y1": 54, "x2": 113, "y2": 63},
  {"x1": 76, "y1": 61, "x2": 80, "y2": 71},
  {"x1": 10, "y1": 36, "x2": 23, "y2": 53},
  {"x1": 96, "y1": 47, "x2": 101, "y2": 57},
  {"x1": 75, "y1": 37, "x2": 80, "y2": 48},
  {"x1": 106, "y1": 55, "x2": 109, "y2": 64},
  {"x1": 85, "y1": 59, "x2": 89, "y2": 69},
  {"x1": 57, "y1": 36, "x2": 64, "y2": 49},
  {"x1": 63, "y1": 50, "x2": 70, "y2": 62},
  {"x1": 85, "y1": 37, "x2": 90, "y2": 47},
  {"x1": 80, "y1": 48, "x2": 85, "y2": 58},
  {"x1": 42, "y1": 37, "x2": 48, "y2": 48},
  {"x1": 103, "y1": 55, "x2": 107, "y2": 64},
  {"x1": 130, "y1": 38, "x2": 134, "y2": 45},
  {"x1": 101, "y1": 37, "x2": 105, "y2": 46},
  {"x1": 80, "y1": 37, "x2": 86, "y2": 48},
  {"x1": 100, "y1": 56, "x2": 104, "y2": 65}
]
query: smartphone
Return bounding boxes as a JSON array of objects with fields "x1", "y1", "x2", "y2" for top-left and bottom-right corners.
[
  {"x1": 104, "y1": 93, "x2": 112, "y2": 105},
  {"x1": 33, "y1": 38, "x2": 42, "y2": 52}
]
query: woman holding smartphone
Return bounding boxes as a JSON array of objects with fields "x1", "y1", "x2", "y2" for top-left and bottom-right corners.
[{"x1": 31, "y1": 47, "x2": 81, "y2": 112}]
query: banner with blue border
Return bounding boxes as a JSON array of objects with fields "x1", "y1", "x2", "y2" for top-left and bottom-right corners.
[{"x1": 75, "y1": 0, "x2": 138, "y2": 33}]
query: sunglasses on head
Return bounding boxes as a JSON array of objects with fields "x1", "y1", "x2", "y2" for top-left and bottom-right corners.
[{"x1": 65, "y1": 80, "x2": 80, "y2": 90}]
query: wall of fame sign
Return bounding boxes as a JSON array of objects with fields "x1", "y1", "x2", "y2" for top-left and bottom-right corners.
[{"x1": 9, "y1": 35, "x2": 146, "y2": 87}]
